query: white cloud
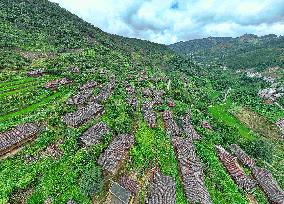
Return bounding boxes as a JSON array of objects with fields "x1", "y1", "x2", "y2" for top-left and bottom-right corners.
[{"x1": 49, "y1": 0, "x2": 284, "y2": 44}]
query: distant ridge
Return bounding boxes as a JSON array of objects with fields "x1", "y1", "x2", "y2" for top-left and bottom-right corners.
[{"x1": 169, "y1": 34, "x2": 284, "y2": 70}]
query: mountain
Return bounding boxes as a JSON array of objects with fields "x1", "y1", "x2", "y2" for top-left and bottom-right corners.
[
  {"x1": 0, "y1": 1, "x2": 284, "y2": 204},
  {"x1": 169, "y1": 34, "x2": 284, "y2": 71}
]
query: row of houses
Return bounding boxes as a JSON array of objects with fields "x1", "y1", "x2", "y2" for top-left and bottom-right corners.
[{"x1": 217, "y1": 144, "x2": 284, "y2": 203}]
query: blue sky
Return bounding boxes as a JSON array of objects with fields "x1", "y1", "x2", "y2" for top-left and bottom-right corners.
[{"x1": 50, "y1": 0, "x2": 284, "y2": 44}]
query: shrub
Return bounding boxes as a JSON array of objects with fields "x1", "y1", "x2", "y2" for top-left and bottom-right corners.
[
  {"x1": 80, "y1": 164, "x2": 103, "y2": 196},
  {"x1": 244, "y1": 139, "x2": 273, "y2": 163}
]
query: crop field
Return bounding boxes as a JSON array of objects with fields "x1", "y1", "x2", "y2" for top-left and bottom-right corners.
[
  {"x1": 208, "y1": 102, "x2": 255, "y2": 140},
  {"x1": 0, "y1": 82, "x2": 55, "y2": 114}
]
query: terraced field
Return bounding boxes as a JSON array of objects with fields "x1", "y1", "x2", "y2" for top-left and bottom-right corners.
[
  {"x1": 0, "y1": 77, "x2": 58, "y2": 114},
  {"x1": 0, "y1": 80, "x2": 36, "y2": 92},
  {"x1": 0, "y1": 77, "x2": 36, "y2": 88}
]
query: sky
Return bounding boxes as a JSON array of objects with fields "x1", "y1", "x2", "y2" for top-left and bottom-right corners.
[{"x1": 49, "y1": 0, "x2": 284, "y2": 44}]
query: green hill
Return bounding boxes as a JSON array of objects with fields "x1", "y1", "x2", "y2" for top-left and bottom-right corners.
[
  {"x1": 0, "y1": 1, "x2": 283, "y2": 204},
  {"x1": 169, "y1": 34, "x2": 284, "y2": 71}
]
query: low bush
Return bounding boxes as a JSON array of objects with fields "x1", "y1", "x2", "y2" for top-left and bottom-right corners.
[
  {"x1": 79, "y1": 164, "x2": 103, "y2": 196},
  {"x1": 244, "y1": 139, "x2": 273, "y2": 163}
]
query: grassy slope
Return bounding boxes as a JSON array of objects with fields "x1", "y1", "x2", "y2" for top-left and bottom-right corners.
[{"x1": 208, "y1": 102, "x2": 255, "y2": 140}]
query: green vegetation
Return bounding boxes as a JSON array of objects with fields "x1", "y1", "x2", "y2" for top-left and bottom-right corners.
[
  {"x1": 246, "y1": 139, "x2": 273, "y2": 163},
  {"x1": 0, "y1": 91, "x2": 63, "y2": 123},
  {"x1": 80, "y1": 164, "x2": 103, "y2": 196},
  {"x1": 195, "y1": 142, "x2": 248, "y2": 204},
  {"x1": 169, "y1": 34, "x2": 284, "y2": 70},
  {"x1": 0, "y1": 0, "x2": 283, "y2": 203},
  {"x1": 208, "y1": 102, "x2": 255, "y2": 140},
  {"x1": 129, "y1": 118, "x2": 187, "y2": 203},
  {"x1": 233, "y1": 107, "x2": 280, "y2": 139},
  {"x1": 0, "y1": 77, "x2": 35, "y2": 88}
]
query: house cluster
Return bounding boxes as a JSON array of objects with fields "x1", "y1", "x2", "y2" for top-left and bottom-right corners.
[
  {"x1": 216, "y1": 145, "x2": 256, "y2": 191},
  {"x1": 246, "y1": 71, "x2": 278, "y2": 83},
  {"x1": 88, "y1": 78, "x2": 115, "y2": 103},
  {"x1": 0, "y1": 123, "x2": 41, "y2": 156},
  {"x1": 217, "y1": 144, "x2": 284, "y2": 203},
  {"x1": 24, "y1": 139, "x2": 64, "y2": 163},
  {"x1": 161, "y1": 110, "x2": 213, "y2": 204},
  {"x1": 276, "y1": 119, "x2": 284, "y2": 139},
  {"x1": 44, "y1": 78, "x2": 73, "y2": 90},
  {"x1": 105, "y1": 105, "x2": 214, "y2": 203},
  {"x1": 66, "y1": 88, "x2": 94, "y2": 105},
  {"x1": 172, "y1": 136, "x2": 212, "y2": 204},
  {"x1": 80, "y1": 122, "x2": 109, "y2": 146},
  {"x1": 3, "y1": 70, "x2": 284, "y2": 204},
  {"x1": 68, "y1": 66, "x2": 80, "y2": 74},
  {"x1": 258, "y1": 86, "x2": 284, "y2": 102},
  {"x1": 182, "y1": 113, "x2": 201, "y2": 139},
  {"x1": 145, "y1": 171, "x2": 176, "y2": 204},
  {"x1": 27, "y1": 69, "x2": 46, "y2": 77},
  {"x1": 62, "y1": 102, "x2": 104, "y2": 127},
  {"x1": 62, "y1": 79, "x2": 115, "y2": 127},
  {"x1": 124, "y1": 82, "x2": 138, "y2": 109},
  {"x1": 235, "y1": 68, "x2": 284, "y2": 102},
  {"x1": 141, "y1": 87, "x2": 176, "y2": 129},
  {"x1": 66, "y1": 81, "x2": 97, "y2": 105},
  {"x1": 142, "y1": 88, "x2": 165, "y2": 104},
  {"x1": 163, "y1": 111, "x2": 180, "y2": 137},
  {"x1": 62, "y1": 79, "x2": 140, "y2": 203},
  {"x1": 142, "y1": 101, "x2": 157, "y2": 128},
  {"x1": 97, "y1": 134, "x2": 135, "y2": 174},
  {"x1": 246, "y1": 71, "x2": 263, "y2": 79}
]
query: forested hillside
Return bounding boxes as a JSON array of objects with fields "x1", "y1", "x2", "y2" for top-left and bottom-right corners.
[
  {"x1": 0, "y1": 0, "x2": 283, "y2": 204},
  {"x1": 169, "y1": 34, "x2": 284, "y2": 71}
]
